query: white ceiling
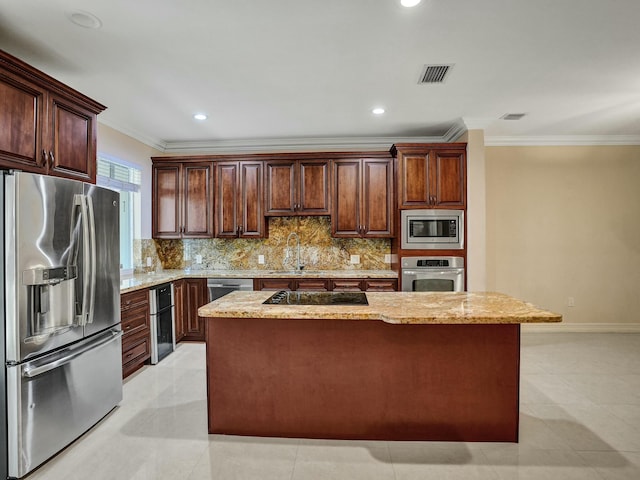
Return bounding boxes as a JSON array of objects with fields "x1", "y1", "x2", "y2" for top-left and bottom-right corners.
[{"x1": 2, "y1": 0, "x2": 640, "y2": 152}]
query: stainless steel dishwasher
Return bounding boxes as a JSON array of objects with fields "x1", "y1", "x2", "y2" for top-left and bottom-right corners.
[{"x1": 207, "y1": 278, "x2": 254, "y2": 302}]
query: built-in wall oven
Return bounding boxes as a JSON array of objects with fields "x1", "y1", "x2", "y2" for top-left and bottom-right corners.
[
  {"x1": 401, "y1": 257, "x2": 465, "y2": 292},
  {"x1": 149, "y1": 283, "x2": 175, "y2": 364}
]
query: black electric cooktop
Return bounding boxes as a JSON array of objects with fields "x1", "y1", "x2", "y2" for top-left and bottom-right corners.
[{"x1": 263, "y1": 291, "x2": 368, "y2": 306}]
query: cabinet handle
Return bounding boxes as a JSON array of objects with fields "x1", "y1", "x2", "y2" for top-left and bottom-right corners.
[
  {"x1": 49, "y1": 151, "x2": 54, "y2": 167},
  {"x1": 41, "y1": 150, "x2": 48, "y2": 167}
]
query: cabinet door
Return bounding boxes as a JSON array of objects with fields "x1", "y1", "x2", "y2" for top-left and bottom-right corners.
[
  {"x1": 215, "y1": 162, "x2": 239, "y2": 237},
  {"x1": 299, "y1": 160, "x2": 330, "y2": 215},
  {"x1": 183, "y1": 278, "x2": 207, "y2": 342},
  {"x1": 265, "y1": 160, "x2": 296, "y2": 215},
  {"x1": 362, "y1": 158, "x2": 393, "y2": 237},
  {"x1": 183, "y1": 163, "x2": 213, "y2": 237},
  {"x1": 153, "y1": 164, "x2": 182, "y2": 238},
  {"x1": 239, "y1": 161, "x2": 264, "y2": 238},
  {"x1": 399, "y1": 153, "x2": 430, "y2": 208},
  {"x1": 173, "y1": 279, "x2": 186, "y2": 342},
  {"x1": 431, "y1": 150, "x2": 466, "y2": 207},
  {"x1": 0, "y1": 73, "x2": 47, "y2": 172},
  {"x1": 331, "y1": 160, "x2": 361, "y2": 237},
  {"x1": 47, "y1": 93, "x2": 97, "y2": 182}
]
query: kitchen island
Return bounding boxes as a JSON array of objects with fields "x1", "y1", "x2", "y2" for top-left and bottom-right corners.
[{"x1": 199, "y1": 291, "x2": 561, "y2": 442}]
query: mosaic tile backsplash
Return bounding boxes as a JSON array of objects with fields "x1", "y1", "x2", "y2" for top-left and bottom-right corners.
[{"x1": 134, "y1": 217, "x2": 391, "y2": 272}]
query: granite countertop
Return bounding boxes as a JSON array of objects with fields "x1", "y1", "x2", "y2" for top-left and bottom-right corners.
[
  {"x1": 120, "y1": 269, "x2": 397, "y2": 293},
  {"x1": 198, "y1": 291, "x2": 562, "y2": 325}
]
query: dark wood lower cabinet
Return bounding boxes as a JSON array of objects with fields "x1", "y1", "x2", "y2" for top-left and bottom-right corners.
[
  {"x1": 255, "y1": 278, "x2": 397, "y2": 292},
  {"x1": 121, "y1": 289, "x2": 151, "y2": 378},
  {"x1": 173, "y1": 279, "x2": 186, "y2": 342},
  {"x1": 181, "y1": 278, "x2": 208, "y2": 342}
]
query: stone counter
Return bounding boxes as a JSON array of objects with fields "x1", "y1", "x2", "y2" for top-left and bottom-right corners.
[
  {"x1": 120, "y1": 269, "x2": 397, "y2": 293},
  {"x1": 198, "y1": 291, "x2": 562, "y2": 325}
]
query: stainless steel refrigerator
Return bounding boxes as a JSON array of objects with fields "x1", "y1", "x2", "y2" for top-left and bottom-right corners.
[{"x1": 1, "y1": 171, "x2": 122, "y2": 479}]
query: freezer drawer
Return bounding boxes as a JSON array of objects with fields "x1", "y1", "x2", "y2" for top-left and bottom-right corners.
[{"x1": 6, "y1": 329, "x2": 123, "y2": 478}]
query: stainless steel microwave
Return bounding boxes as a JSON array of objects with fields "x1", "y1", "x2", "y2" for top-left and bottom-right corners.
[{"x1": 401, "y1": 209, "x2": 464, "y2": 250}]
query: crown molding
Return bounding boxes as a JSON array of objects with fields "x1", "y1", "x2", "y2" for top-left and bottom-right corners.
[
  {"x1": 159, "y1": 135, "x2": 446, "y2": 154},
  {"x1": 98, "y1": 119, "x2": 168, "y2": 152},
  {"x1": 99, "y1": 119, "x2": 640, "y2": 153},
  {"x1": 485, "y1": 135, "x2": 640, "y2": 146}
]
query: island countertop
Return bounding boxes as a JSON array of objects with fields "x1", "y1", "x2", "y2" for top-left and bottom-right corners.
[{"x1": 198, "y1": 291, "x2": 562, "y2": 325}]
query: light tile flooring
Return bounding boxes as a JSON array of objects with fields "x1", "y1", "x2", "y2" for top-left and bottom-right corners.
[{"x1": 28, "y1": 333, "x2": 640, "y2": 480}]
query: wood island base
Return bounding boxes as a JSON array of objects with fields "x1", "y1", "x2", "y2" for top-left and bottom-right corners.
[{"x1": 206, "y1": 317, "x2": 521, "y2": 442}]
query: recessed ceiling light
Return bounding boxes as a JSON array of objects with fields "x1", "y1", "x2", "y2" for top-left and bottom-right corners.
[
  {"x1": 193, "y1": 113, "x2": 208, "y2": 121},
  {"x1": 372, "y1": 107, "x2": 385, "y2": 115},
  {"x1": 401, "y1": 0, "x2": 422, "y2": 7},
  {"x1": 66, "y1": 10, "x2": 102, "y2": 29}
]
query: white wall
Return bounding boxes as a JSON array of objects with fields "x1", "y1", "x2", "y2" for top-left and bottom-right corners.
[
  {"x1": 485, "y1": 145, "x2": 640, "y2": 327},
  {"x1": 97, "y1": 124, "x2": 162, "y2": 238}
]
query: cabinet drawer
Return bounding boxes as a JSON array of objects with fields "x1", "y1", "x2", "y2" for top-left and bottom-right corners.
[
  {"x1": 363, "y1": 279, "x2": 398, "y2": 291},
  {"x1": 296, "y1": 279, "x2": 329, "y2": 291},
  {"x1": 121, "y1": 289, "x2": 149, "y2": 312},
  {"x1": 257, "y1": 279, "x2": 296, "y2": 291},
  {"x1": 330, "y1": 279, "x2": 363, "y2": 292},
  {"x1": 121, "y1": 304, "x2": 150, "y2": 338},
  {"x1": 122, "y1": 332, "x2": 151, "y2": 378}
]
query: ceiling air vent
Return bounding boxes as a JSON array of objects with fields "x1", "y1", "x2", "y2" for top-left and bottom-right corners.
[
  {"x1": 418, "y1": 64, "x2": 453, "y2": 84},
  {"x1": 501, "y1": 113, "x2": 526, "y2": 120}
]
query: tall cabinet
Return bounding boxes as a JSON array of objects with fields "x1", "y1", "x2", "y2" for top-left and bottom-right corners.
[
  {"x1": 332, "y1": 155, "x2": 394, "y2": 238},
  {"x1": 0, "y1": 49, "x2": 105, "y2": 183},
  {"x1": 151, "y1": 159, "x2": 214, "y2": 239},
  {"x1": 215, "y1": 160, "x2": 264, "y2": 238}
]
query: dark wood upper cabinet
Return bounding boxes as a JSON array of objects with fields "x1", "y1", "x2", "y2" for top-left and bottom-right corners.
[
  {"x1": 265, "y1": 159, "x2": 330, "y2": 216},
  {"x1": 332, "y1": 156, "x2": 393, "y2": 238},
  {"x1": 152, "y1": 160, "x2": 213, "y2": 239},
  {"x1": 0, "y1": 50, "x2": 105, "y2": 182},
  {"x1": 215, "y1": 160, "x2": 264, "y2": 238},
  {"x1": 391, "y1": 143, "x2": 466, "y2": 209}
]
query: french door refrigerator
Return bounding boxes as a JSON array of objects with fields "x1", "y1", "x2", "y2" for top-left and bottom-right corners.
[{"x1": 1, "y1": 171, "x2": 122, "y2": 479}]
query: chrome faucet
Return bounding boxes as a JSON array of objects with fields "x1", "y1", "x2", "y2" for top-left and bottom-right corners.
[{"x1": 283, "y1": 232, "x2": 304, "y2": 271}]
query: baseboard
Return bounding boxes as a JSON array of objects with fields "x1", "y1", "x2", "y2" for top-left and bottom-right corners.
[{"x1": 522, "y1": 323, "x2": 640, "y2": 333}]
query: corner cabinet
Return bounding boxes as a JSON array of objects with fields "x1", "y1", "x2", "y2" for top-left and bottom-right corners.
[
  {"x1": 0, "y1": 49, "x2": 105, "y2": 182},
  {"x1": 215, "y1": 161, "x2": 264, "y2": 238},
  {"x1": 391, "y1": 143, "x2": 466, "y2": 209},
  {"x1": 264, "y1": 159, "x2": 330, "y2": 216},
  {"x1": 332, "y1": 157, "x2": 394, "y2": 238},
  {"x1": 152, "y1": 160, "x2": 214, "y2": 239}
]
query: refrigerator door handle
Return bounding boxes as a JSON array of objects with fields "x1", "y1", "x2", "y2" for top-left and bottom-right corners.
[
  {"x1": 85, "y1": 194, "x2": 97, "y2": 324},
  {"x1": 22, "y1": 330, "x2": 122, "y2": 378}
]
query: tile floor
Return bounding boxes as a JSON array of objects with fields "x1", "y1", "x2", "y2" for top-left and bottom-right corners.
[{"x1": 27, "y1": 333, "x2": 640, "y2": 480}]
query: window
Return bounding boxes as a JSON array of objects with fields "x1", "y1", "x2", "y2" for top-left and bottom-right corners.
[{"x1": 96, "y1": 155, "x2": 142, "y2": 276}]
